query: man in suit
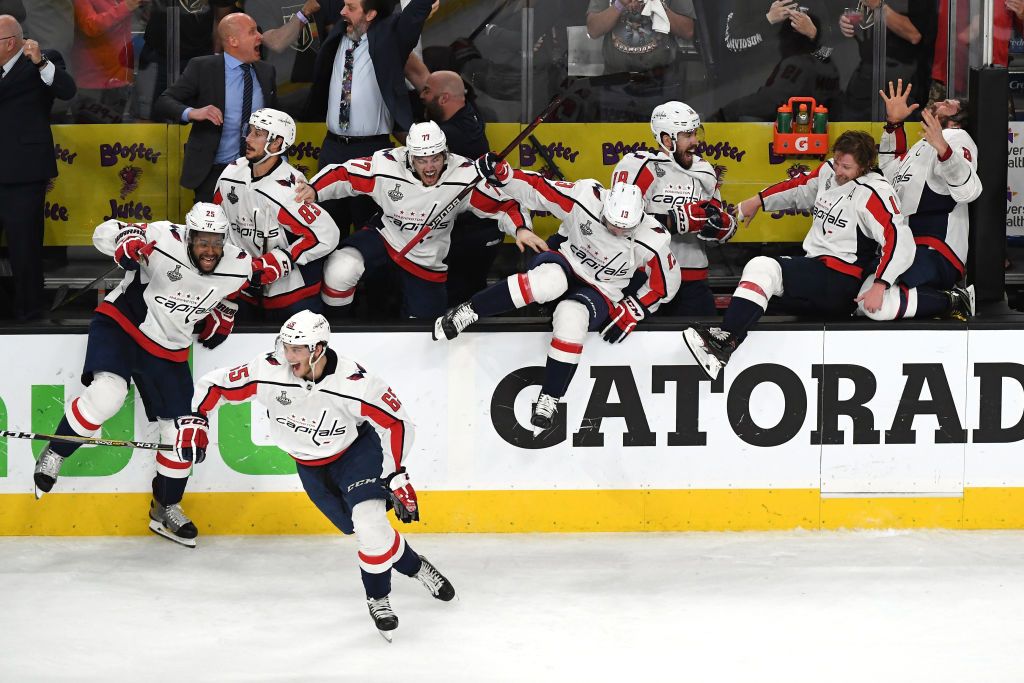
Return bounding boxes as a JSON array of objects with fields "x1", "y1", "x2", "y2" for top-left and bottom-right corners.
[
  {"x1": 0, "y1": 15, "x2": 76, "y2": 321},
  {"x1": 154, "y1": 13, "x2": 277, "y2": 203},
  {"x1": 302, "y1": 0, "x2": 435, "y2": 236}
]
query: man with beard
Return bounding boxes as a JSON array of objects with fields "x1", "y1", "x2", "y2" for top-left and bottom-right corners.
[
  {"x1": 302, "y1": 0, "x2": 436, "y2": 237},
  {"x1": 214, "y1": 108, "x2": 340, "y2": 318},
  {"x1": 682, "y1": 131, "x2": 915, "y2": 381},
  {"x1": 32, "y1": 203, "x2": 289, "y2": 546},
  {"x1": 297, "y1": 121, "x2": 543, "y2": 319},
  {"x1": 435, "y1": 166, "x2": 678, "y2": 433},
  {"x1": 419, "y1": 69, "x2": 499, "y2": 305},
  {"x1": 193, "y1": 310, "x2": 456, "y2": 641},
  {"x1": 612, "y1": 101, "x2": 736, "y2": 315},
  {"x1": 853, "y1": 79, "x2": 981, "y2": 322}
]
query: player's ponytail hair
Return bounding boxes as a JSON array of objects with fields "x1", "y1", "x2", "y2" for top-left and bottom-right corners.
[{"x1": 832, "y1": 130, "x2": 877, "y2": 172}]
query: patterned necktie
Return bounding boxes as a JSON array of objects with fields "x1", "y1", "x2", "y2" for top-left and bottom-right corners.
[
  {"x1": 240, "y1": 63, "x2": 254, "y2": 157},
  {"x1": 339, "y1": 38, "x2": 361, "y2": 132}
]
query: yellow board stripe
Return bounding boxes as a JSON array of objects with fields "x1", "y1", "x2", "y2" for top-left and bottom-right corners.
[{"x1": 4, "y1": 488, "x2": 1024, "y2": 535}]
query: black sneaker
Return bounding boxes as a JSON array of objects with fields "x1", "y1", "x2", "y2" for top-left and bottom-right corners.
[{"x1": 682, "y1": 324, "x2": 736, "y2": 381}]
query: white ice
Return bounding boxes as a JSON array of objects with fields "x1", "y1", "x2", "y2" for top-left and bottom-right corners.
[{"x1": 2, "y1": 531, "x2": 1024, "y2": 682}]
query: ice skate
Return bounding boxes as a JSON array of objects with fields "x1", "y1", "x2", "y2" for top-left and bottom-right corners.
[
  {"x1": 367, "y1": 596, "x2": 398, "y2": 642},
  {"x1": 682, "y1": 324, "x2": 736, "y2": 381},
  {"x1": 432, "y1": 302, "x2": 478, "y2": 341},
  {"x1": 414, "y1": 554, "x2": 456, "y2": 601},
  {"x1": 946, "y1": 284, "x2": 975, "y2": 321},
  {"x1": 33, "y1": 448, "x2": 64, "y2": 499},
  {"x1": 148, "y1": 500, "x2": 198, "y2": 548},
  {"x1": 531, "y1": 393, "x2": 559, "y2": 435}
]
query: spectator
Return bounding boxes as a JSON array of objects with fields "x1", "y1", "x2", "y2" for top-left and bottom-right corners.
[
  {"x1": 302, "y1": 0, "x2": 435, "y2": 236},
  {"x1": 931, "y1": 0, "x2": 1020, "y2": 101},
  {"x1": 153, "y1": 12, "x2": 277, "y2": 203},
  {"x1": 856, "y1": 79, "x2": 981, "y2": 322},
  {"x1": 585, "y1": 0, "x2": 695, "y2": 122},
  {"x1": 419, "y1": 69, "x2": 499, "y2": 305},
  {"x1": 713, "y1": 10, "x2": 840, "y2": 122},
  {"x1": 838, "y1": 0, "x2": 929, "y2": 121},
  {"x1": 0, "y1": 15, "x2": 77, "y2": 321},
  {"x1": 682, "y1": 132, "x2": 915, "y2": 381},
  {"x1": 70, "y1": 0, "x2": 142, "y2": 123}
]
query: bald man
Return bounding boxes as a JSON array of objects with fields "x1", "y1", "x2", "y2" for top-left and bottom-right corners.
[
  {"x1": 0, "y1": 15, "x2": 76, "y2": 320},
  {"x1": 154, "y1": 13, "x2": 278, "y2": 203}
]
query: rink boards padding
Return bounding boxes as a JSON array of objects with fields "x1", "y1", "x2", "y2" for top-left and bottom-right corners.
[{"x1": 4, "y1": 323, "x2": 1024, "y2": 534}]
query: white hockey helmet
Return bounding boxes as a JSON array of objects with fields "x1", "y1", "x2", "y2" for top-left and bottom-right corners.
[
  {"x1": 650, "y1": 101, "x2": 702, "y2": 153},
  {"x1": 247, "y1": 108, "x2": 296, "y2": 159},
  {"x1": 602, "y1": 183, "x2": 645, "y2": 235},
  {"x1": 407, "y1": 121, "x2": 447, "y2": 158},
  {"x1": 279, "y1": 310, "x2": 331, "y2": 351},
  {"x1": 184, "y1": 202, "x2": 230, "y2": 242}
]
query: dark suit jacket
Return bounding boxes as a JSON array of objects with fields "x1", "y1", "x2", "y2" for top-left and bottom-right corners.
[
  {"x1": 302, "y1": 0, "x2": 433, "y2": 133},
  {"x1": 153, "y1": 54, "x2": 276, "y2": 189},
  {"x1": 0, "y1": 50, "x2": 76, "y2": 184}
]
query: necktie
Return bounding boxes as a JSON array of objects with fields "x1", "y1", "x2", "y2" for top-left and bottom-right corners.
[
  {"x1": 339, "y1": 38, "x2": 360, "y2": 131},
  {"x1": 240, "y1": 63, "x2": 254, "y2": 157}
]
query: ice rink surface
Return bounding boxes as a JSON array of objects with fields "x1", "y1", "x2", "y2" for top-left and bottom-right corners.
[{"x1": 2, "y1": 530, "x2": 1024, "y2": 682}]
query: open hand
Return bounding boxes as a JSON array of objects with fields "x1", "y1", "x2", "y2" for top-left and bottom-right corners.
[{"x1": 879, "y1": 79, "x2": 918, "y2": 124}]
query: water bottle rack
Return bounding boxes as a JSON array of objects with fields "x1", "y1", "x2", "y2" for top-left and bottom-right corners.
[{"x1": 773, "y1": 96, "x2": 829, "y2": 157}]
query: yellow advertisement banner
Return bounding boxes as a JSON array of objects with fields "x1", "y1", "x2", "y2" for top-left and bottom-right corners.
[{"x1": 48, "y1": 121, "x2": 895, "y2": 246}]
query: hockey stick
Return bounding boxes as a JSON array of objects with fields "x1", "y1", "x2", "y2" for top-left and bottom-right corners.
[
  {"x1": 50, "y1": 263, "x2": 121, "y2": 312},
  {"x1": 398, "y1": 91, "x2": 568, "y2": 259},
  {"x1": 1, "y1": 430, "x2": 172, "y2": 451},
  {"x1": 467, "y1": 0, "x2": 513, "y2": 40},
  {"x1": 528, "y1": 134, "x2": 565, "y2": 181}
]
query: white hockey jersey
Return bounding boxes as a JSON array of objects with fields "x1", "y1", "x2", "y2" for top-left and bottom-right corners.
[
  {"x1": 194, "y1": 348, "x2": 413, "y2": 474},
  {"x1": 879, "y1": 123, "x2": 982, "y2": 277},
  {"x1": 93, "y1": 219, "x2": 252, "y2": 362},
  {"x1": 214, "y1": 158, "x2": 340, "y2": 308},
  {"x1": 612, "y1": 150, "x2": 720, "y2": 280},
  {"x1": 499, "y1": 169, "x2": 679, "y2": 308},
  {"x1": 759, "y1": 160, "x2": 915, "y2": 286},
  {"x1": 309, "y1": 148, "x2": 531, "y2": 278}
]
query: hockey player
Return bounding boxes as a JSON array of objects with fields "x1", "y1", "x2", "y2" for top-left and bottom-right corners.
[
  {"x1": 683, "y1": 130, "x2": 915, "y2": 381},
  {"x1": 856, "y1": 79, "x2": 982, "y2": 321},
  {"x1": 435, "y1": 158, "x2": 679, "y2": 432},
  {"x1": 32, "y1": 203, "x2": 288, "y2": 546},
  {"x1": 298, "y1": 121, "x2": 544, "y2": 319},
  {"x1": 214, "y1": 108, "x2": 340, "y2": 317},
  {"x1": 192, "y1": 310, "x2": 455, "y2": 640},
  {"x1": 612, "y1": 101, "x2": 736, "y2": 315}
]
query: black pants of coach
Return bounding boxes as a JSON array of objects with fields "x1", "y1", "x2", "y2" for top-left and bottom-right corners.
[
  {"x1": 0, "y1": 180, "x2": 46, "y2": 320},
  {"x1": 318, "y1": 134, "x2": 391, "y2": 239}
]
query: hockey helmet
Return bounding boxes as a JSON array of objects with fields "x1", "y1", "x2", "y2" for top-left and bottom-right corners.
[
  {"x1": 185, "y1": 202, "x2": 230, "y2": 241},
  {"x1": 650, "y1": 101, "x2": 702, "y2": 153},
  {"x1": 279, "y1": 310, "x2": 331, "y2": 351},
  {"x1": 247, "y1": 108, "x2": 296, "y2": 158},
  {"x1": 407, "y1": 121, "x2": 448, "y2": 158},
  {"x1": 602, "y1": 183, "x2": 645, "y2": 235}
]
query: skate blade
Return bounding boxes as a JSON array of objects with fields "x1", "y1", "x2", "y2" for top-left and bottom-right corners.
[
  {"x1": 431, "y1": 318, "x2": 444, "y2": 342},
  {"x1": 966, "y1": 284, "x2": 976, "y2": 316},
  {"x1": 34, "y1": 486, "x2": 44, "y2": 500},
  {"x1": 377, "y1": 629, "x2": 394, "y2": 643},
  {"x1": 148, "y1": 520, "x2": 197, "y2": 548},
  {"x1": 681, "y1": 330, "x2": 721, "y2": 381}
]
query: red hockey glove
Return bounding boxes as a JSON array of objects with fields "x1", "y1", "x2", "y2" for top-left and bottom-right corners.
[
  {"x1": 250, "y1": 248, "x2": 292, "y2": 288},
  {"x1": 194, "y1": 300, "x2": 237, "y2": 350},
  {"x1": 474, "y1": 152, "x2": 512, "y2": 187},
  {"x1": 384, "y1": 467, "x2": 419, "y2": 523},
  {"x1": 173, "y1": 413, "x2": 209, "y2": 464},
  {"x1": 601, "y1": 295, "x2": 646, "y2": 344},
  {"x1": 113, "y1": 224, "x2": 155, "y2": 270},
  {"x1": 696, "y1": 201, "x2": 737, "y2": 243}
]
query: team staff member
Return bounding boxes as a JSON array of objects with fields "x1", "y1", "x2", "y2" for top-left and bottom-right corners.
[
  {"x1": 0, "y1": 15, "x2": 76, "y2": 321},
  {"x1": 154, "y1": 13, "x2": 277, "y2": 203}
]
